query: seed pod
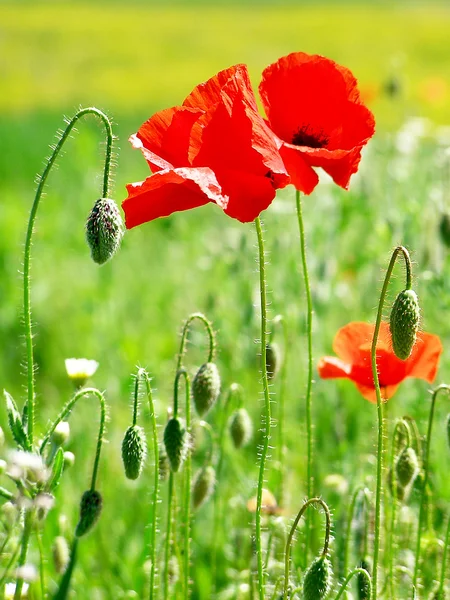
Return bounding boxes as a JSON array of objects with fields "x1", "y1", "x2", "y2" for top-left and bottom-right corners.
[
  {"x1": 303, "y1": 555, "x2": 333, "y2": 600},
  {"x1": 75, "y1": 490, "x2": 102, "y2": 537},
  {"x1": 266, "y1": 342, "x2": 280, "y2": 379},
  {"x1": 357, "y1": 557, "x2": 371, "y2": 600},
  {"x1": 192, "y1": 362, "x2": 221, "y2": 416},
  {"x1": 229, "y1": 408, "x2": 253, "y2": 449},
  {"x1": 192, "y1": 466, "x2": 215, "y2": 509},
  {"x1": 52, "y1": 536, "x2": 70, "y2": 574},
  {"x1": 387, "y1": 466, "x2": 407, "y2": 502},
  {"x1": 86, "y1": 198, "x2": 123, "y2": 265},
  {"x1": 396, "y1": 447, "x2": 419, "y2": 487},
  {"x1": 158, "y1": 445, "x2": 169, "y2": 481},
  {"x1": 389, "y1": 289, "x2": 420, "y2": 360},
  {"x1": 163, "y1": 418, "x2": 189, "y2": 472},
  {"x1": 122, "y1": 425, "x2": 147, "y2": 480}
]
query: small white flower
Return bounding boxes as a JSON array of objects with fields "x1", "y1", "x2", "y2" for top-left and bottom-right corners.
[
  {"x1": 7, "y1": 451, "x2": 48, "y2": 484},
  {"x1": 15, "y1": 565, "x2": 37, "y2": 582},
  {"x1": 65, "y1": 358, "x2": 99, "y2": 387},
  {"x1": 4, "y1": 582, "x2": 29, "y2": 598}
]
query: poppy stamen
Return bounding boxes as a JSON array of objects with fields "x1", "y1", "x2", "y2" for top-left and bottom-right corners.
[{"x1": 292, "y1": 125, "x2": 329, "y2": 148}]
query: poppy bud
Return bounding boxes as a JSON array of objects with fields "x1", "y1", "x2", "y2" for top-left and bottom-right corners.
[
  {"x1": 192, "y1": 362, "x2": 221, "y2": 416},
  {"x1": 266, "y1": 342, "x2": 280, "y2": 379},
  {"x1": 192, "y1": 466, "x2": 215, "y2": 510},
  {"x1": 395, "y1": 447, "x2": 419, "y2": 487},
  {"x1": 52, "y1": 535, "x2": 70, "y2": 574},
  {"x1": 389, "y1": 289, "x2": 420, "y2": 360},
  {"x1": 85, "y1": 198, "x2": 123, "y2": 265},
  {"x1": 163, "y1": 418, "x2": 189, "y2": 472},
  {"x1": 75, "y1": 489, "x2": 102, "y2": 537},
  {"x1": 229, "y1": 408, "x2": 253, "y2": 449},
  {"x1": 122, "y1": 425, "x2": 147, "y2": 480},
  {"x1": 387, "y1": 467, "x2": 407, "y2": 502},
  {"x1": 158, "y1": 445, "x2": 169, "y2": 481},
  {"x1": 303, "y1": 555, "x2": 333, "y2": 600},
  {"x1": 357, "y1": 558, "x2": 371, "y2": 600},
  {"x1": 439, "y1": 212, "x2": 450, "y2": 249}
]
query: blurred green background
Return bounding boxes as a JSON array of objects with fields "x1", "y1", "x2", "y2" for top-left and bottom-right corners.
[{"x1": 1, "y1": 1, "x2": 450, "y2": 598}]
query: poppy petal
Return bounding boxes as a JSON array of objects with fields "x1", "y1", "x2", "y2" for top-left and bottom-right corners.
[
  {"x1": 405, "y1": 332, "x2": 443, "y2": 383},
  {"x1": 317, "y1": 356, "x2": 351, "y2": 379},
  {"x1": 355, "y1": 383, "x2": 400, "y2": 404},
  {"x1": 279, "y1": 144, "x2": 319, "y2": 194},
  {"x1": 122, "y1": 167, "x2": 226, "y2": 229},
  {"x1": 333, "y1": 322, "x2": 375, "y2": 363},
  {"x1": 219, "y1": 169, "x2": 277, "y2": 223}
]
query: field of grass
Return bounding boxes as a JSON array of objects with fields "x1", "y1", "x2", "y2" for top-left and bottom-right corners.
[{"x1": 1, "y1": 2, "x2": 450, "y2": 599}]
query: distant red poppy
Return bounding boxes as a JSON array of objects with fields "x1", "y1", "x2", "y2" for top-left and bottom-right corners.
[
  {"x1": 318, "y1": 322, "x2": 442, "y2": 403},
  {"x1": 122, "y1": 65, "x2": 290, "y2": 227},
  {"x1": 259, "y1": 52, "x2": 376, "y2": 194}
]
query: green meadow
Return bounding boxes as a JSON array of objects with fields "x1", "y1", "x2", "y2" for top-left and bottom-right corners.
[{"x1": 1, "y1": 1, "x2": 450, "y2": 598}]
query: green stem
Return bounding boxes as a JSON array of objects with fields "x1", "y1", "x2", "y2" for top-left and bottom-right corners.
[
  {"x1": 371, "y1": 245, "x2": 412, "y2": 600},
  {"x1": 0, "y1": 537, "x2": 21, "y2": 589},
  {"x1": 295, "y1": 190, "x2": 314, "y2": 559},
  {"x1": 177, "y1": 312, "x2": 216, "y2": 371},
  {"x1": 182, "y1": 376, "x2": 192, "y2": 600},
  {"x1": 36, "y1": 523, "x2": 46, "y2": 599},
  {"x1": 14, "y1": 510, "x2": 34, "y2": 600},
  {"x1": 164, "y1": 472, "x2": 175, "y2": 600},
  {"x1": 254, "y1": 216, "x2": 272, "y2": 600},
  {"x1": 334, "y1": 568, "x2": 372, "y2": 600},
  {"x1": 0, "y1": 487, "x2": 13, "y2": 501},
  {"x1": 271, "y1": 315, "x2": 288, "y2": 506},
  {"x1": 39, "y1": 387, "x2": 107, "y2": 491},
  {"x1": 412, "y1": 384, "x2": 450, "y2": 593},
  {"x1": 54, "y1": 538, "x2": 79, "y2": 600},
  {"x1": 438, "y1": 516, "x2": 450, "y2": 597},
  {"x1": 23, "y1": 107, "x2": 113, "y2": 445},
  {"x1": 283, "y1": 497, "x2": 331, "y2": 600},
  {"x1": 343, "y1": 486, "x2": 370, "y2": 580}
]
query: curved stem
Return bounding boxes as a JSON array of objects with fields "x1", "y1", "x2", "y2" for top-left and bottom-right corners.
[
  {"x1": 132, "y1": 372, "x2": 140, "y2": 426},
  {"x1": 173, "y1": 369, "x2": 188, "y2": 418},
  {"x1": 334, "y1": 568, "x2": 372, "y2": 600},
  {"x1": 23, "y1": 107, "x2": 113, "y2": 445},
  {"x1": 370, "y1": 245, "x2": 412, "y2": 600},
  {"x1": 295, "y1": 190, "x2": 314, "y2": 559},
  {"x1": 39, "y1": 387, "x2": 107, "y2": 491},
  {"x1": 254, "y1": 216, "x2": 272, "y2": 600},
  {"x1": 438, "y1": 515, "x2": 450, "y2": 597},
  {"x1": 14, "y1": 510, "x2": 34, "y2": 600},
  {"x1": 177, "y1": 312, "x2": 216, "y2": 371},
  {"x1": 164, "y1": 472, "x2": 175, "y2": 600},
  {"x1": 343, "y1": 486, "x2": 370, "y2": 579},
  {"x1": 412, "y1": 384, "x2": 450, "y2": 592},
  {"x1": 283, "y1": 497, "x2": 332, "y2": 600}
]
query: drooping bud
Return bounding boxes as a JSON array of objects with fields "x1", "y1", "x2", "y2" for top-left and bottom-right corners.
[
  {"x1": 51, "y1": 421, "x2": 70, "y2": 447},
  {"x1": 75, "y1": 490, "x2": 102, "y2": 537},
  {"x1": 52, "y1": 536, "x2": 70, "y2": 574},
  {"x1": 121, "y1": 425, "x2": 147, "y2": 480},
  {"x1": 389, "y1": 289, "x2": 420, "y2": 360},
  {"x1": 387, "y1": 467, "x2": 407, "y2": 502},
  {"x1": 395, "y1": 447, "x2": 419, "y2": 487},
  {"x1": 357, "y1": 558, "x2": 372, "y2": 600},
  {"x1": 86, "y1": 198, "x2": 123, "y2": 265},
  {"x1": 265, "y1": 342, "x2": 281, "y2": 379},
  {"x1": 303, "y1": 555, "x2": 333, "y2": 600},
  {"x1": 163, "y1": 418, "x2": 189, "y2": 472},
  {"x1": 229, "y1": 408, "x2": 253, "y2": 449},
  {"x1": 192, "y1": 362, "x2": 221, "y2": 416},
  {"x1": 192, "y1": 466, "x2": 215, "y2": 510},
  {"x1": 158, "y1": 445, "x2": 169, "y2": 481}
]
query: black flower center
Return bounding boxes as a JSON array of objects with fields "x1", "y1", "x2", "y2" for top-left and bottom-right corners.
[{"x1": 292, "y1": 125, "x2": 329, "y2": 149}]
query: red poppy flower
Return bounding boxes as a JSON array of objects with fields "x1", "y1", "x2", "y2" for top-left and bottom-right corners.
[
  {"x1": 318, "y1": 322, "x2": 442, "y2": 403},
  {"x1": 122, "y1": 65, "x2": 290, "y2": 227},
  {"x1": 259, "y1": 52, "x2": 376, "y2": 194}
]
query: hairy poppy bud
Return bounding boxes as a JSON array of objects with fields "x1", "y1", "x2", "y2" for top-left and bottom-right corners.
[
  {"x1": 395, "y1": 447, "x2": 419, "y2": 487},
  {"x1": 387, "y1": 467, "x2": 407, "y2": 502},
  {"x1": 192, "y1": 362, "x2": 221, "y2": 416},
  {"x1": 389, "y1": 289, "x2": 420, "y2": 360},
  {"x1": 357, "y1": 558, "x2": 371, "y2": 600},
  {"x1": 52, "y1": 536, "x2": 70, "y2": 574},
  {"x1": 265, "y1": 342, "x2": 280, "y2": 379},
  {"x1": 86, "y1": 198, "x2": 123, "y2": 265},
  {"x1": 303, "y1": 555, "x2": 333, "y2": 600},
  {"x1": 75, "y1": 490, "x2": 102, "y2": 537},
  {"x1": 163, "y1": 418, "x2": 189, "y2": 472},
  {"x1": 122, "y1": 425, "x2": 147, "y2": 480},
  {"x1": 229, "y1": 408, "x2": 253, "y2": 449},
  {"x1": 192, "y1": 466, "x2": 215, "y2": 510}
]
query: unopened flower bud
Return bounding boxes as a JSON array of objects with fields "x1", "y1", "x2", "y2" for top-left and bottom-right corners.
[
  {"x1": 52, "y1": 536, "x2": 70, "y2": 574},
  {"x1": 387, "y1": 467, "x2": 407, "y2": 502},
  {"x1": 192, "y1": 362, "x2": 221, "y2": 416},
  {"x1": 229, "y1": 408, "x2": 253, "y2": 449},
  {"x1": 65, "y1": 358, "x2": 98, "y2": 388},
  {"x1": 303, "y1": 555, "x2": 333, "y2": 600},
  {"x1": 51, "y1": 421, "x2": 70, "y2": 447},
  {"x1": 266, "y1": 342, "x2": 281, "y2": 379},
  {"x1": 121, "y1": 425, "x2": 147, "y2": 480},
  {"x1": 396, "y1": 447, "x2": 419, "y2": 487},
  {"x1": 389, "y1": 289, "x2": 420, "y2": 360},
  {"x1": 63, "y1": 451, "x2": 75, "y2": 469},
  {"x1": 86, "y1": 198, "x2": 123, "y2": 265},
  {"x1": 192, "y1": 466, "x2": 215, "y2": 510},
  {"x1": 163, "y1": 418, "x2": 189, "y2": 472},
  {"x1": 75, "y1": 489, "x2": 102, "y2": 537},
  {"x1": 158, "y1": 445, "x2": 169, "y2": 481}
]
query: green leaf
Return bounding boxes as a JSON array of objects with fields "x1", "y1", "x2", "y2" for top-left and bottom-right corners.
[
  {"x1": 4, "y1": 390, "x2": 30, "y2": 451},
  {"x1": 48, "y1": 448, "x2": 64, "y2": 491}
]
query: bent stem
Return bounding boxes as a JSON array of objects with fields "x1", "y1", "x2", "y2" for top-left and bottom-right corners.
[
  {"x1": 254, "y1": 217, "x2": 273, "y2": 600},
  {"x1": 343, "y1": 486, "x2": 371, "y2": 580},
  {"x1": 177, "y1": 312, "x2": 216, "y2": 371},
  {"x1": 283, "y1": 497, "x2": 331, "y2": 600},
  {"x1": 295, "y1": 190, "x2": 314, "y2": 558},
  {"x1": 412, "y1": 384, "x2": 450, "y2": 593},
  {"x1": 23, "y1": 107, "x2": 113, "y2": 446},
  {"x1": 334, "y1": 568, "x2": 372, "y2": 600},
  {"x1": 371, "y1": 245, "x2": 412, "y2": 600}
]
